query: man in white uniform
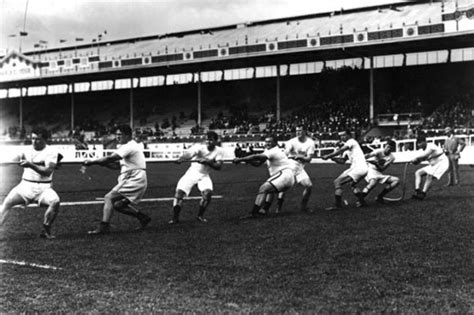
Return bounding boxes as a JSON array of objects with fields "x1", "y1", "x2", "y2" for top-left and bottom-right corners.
[
  {"x1": 275, "y1": 125, "x2": 315, "y2": 212},
  {"x1": 169, "y1": 131, "x2": 224, "y2": 224},
  {"x1": 0, "y1": 127, "x2": 61, "y2": 239},
  {"x1": 321, "y1": 130, "x2": 368, "y2": 210},
  {"x1": 233, "y1": 135, "x2": 297, "y2": 218},
  {"x1": 355, "y1": 140, "x2": 400, "y2": 206},
  {"x1": 84, "y1": 125, "x2": 150, "y2": 234},
  {"x1": 411, "y1": 135, "x2": 449, "y2": 200}
]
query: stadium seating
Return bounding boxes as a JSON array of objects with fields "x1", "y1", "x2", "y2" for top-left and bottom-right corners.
[{"x1": 29, "y1": 2, "x2": 452, "y2": 66}]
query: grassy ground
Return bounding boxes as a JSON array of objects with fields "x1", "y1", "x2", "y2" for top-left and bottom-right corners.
[{"x1": 0, "y1": 162, "x2": 473, "y2": 313}]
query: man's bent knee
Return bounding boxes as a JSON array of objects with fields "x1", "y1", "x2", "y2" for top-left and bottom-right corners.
[
  {"x1": 174, "y1": 189, "x2": 186, "y2": 200},
  {"x1": 258, "y1": 182, "x2": 275, "y2": 194},
  {"x1": 202, "y1": 190, "x2": 212, "y2": 201}
]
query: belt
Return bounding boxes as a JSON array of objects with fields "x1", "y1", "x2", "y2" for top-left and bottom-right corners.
[
  {"x1": 120, "y1": 168, "x2": 146, "y2": 174},
  {"x1": 23, "y1": 178, "x2": 52, "y2": 184},
  {"x1": 428, "y1": 152, "x2": 445, "y2": 161}
]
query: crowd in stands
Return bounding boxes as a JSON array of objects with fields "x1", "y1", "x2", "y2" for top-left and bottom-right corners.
[
  {"x1": 3, "y1": 96, "x2": 471, "y2": 144},
  {"x1": 2, "y1": 63, "x2": 473, "y2": 144},
  {"x1": 422, "y1": 98, "x2": 472, "y2": 130}
]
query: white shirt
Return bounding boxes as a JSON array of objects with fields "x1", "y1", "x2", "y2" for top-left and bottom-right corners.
[
  {"x1": 264, "y1": 146, "x2": 297, "y2": 176},
  {"x1": 285, "y1": 136, "x2": 315, "y2": 167},
  {"x1": 116, "y1": 140, "x2": 146, "y2": 173},
  {"x1": 366, "y1": 148, "x2": 395, "y2": 170},
  {"x1": 420, "y1": 143, "x2": 445, "y2": 166},
  {"x1": 22, "y1": 145, "x2": 58, "y2": 182},
  {"x1": 187, "y1": 144, "x2": 224, "y2": 175},
  {"x1": 344, "y1": 138, "x2": 366, "y2": 169}
]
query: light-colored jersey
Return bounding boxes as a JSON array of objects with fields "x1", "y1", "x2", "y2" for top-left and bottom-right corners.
[
  {"x1": 420, "y1": 143, "x2": 445, "y2": 166},
  {"x1": 343, "y1": 138, "x2": 366, "y2": 169},
  {"x1": 116, "y1": 140, "x2": 146, "y2": 173},
  {"x1": 366, "y1": 148, "x2": 395, "y2": 170},
  {"x1": 187, "y1": 144, "x2": 224, "y2": 175},
  {"x1": 264, "y1": 146, "x2": 297, "y2": 176},
  {"x1": 285, "y1": 136, "x2": 315, "y2": 167},
  {"x1": 21, "y1": 145, "x2": 58, "y2": 182}
]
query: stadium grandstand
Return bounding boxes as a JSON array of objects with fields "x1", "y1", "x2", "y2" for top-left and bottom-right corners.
[{"x1": 0, "y1": 0, "x2": 473, "y2": 148}]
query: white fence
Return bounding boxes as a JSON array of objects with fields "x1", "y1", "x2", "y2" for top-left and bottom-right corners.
[{"x1": 0, "y1": 136, "x2": 473, "y2": 165}]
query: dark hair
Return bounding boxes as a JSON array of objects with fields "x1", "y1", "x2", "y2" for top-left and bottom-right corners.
[
  {"x1": 32, "y1": 127, "x2": 49, "y2": 140},
  {"x1": 117, "y1": 125, "x2": 132, "y2": 136},
  {"x1": 206, "y1": 131, "x2": 218, "y2": 141},
  {"x1": 265, "y1": 134, "x2": 278, "y2": 143},
  {"x1": 296, "y1": 125, "x2": 307, "y2": 131},
  {"x1": 417, "y1": 135, "x2": 426, "y2": 143},
  {"x1": 386, "y1": 140, "x2": 396, "y2": 149}
]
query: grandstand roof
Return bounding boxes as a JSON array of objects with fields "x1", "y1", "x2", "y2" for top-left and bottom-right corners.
[
  {"x1": 1, "y1": 0, "x2": 473, "y2": 88},
  {"x1": 0, "y1": 51, "x2": 36, "y2": 67}
]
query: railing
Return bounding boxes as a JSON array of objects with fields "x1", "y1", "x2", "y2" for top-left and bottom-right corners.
[
  {"x1": 376, "y1": 113, "x2": 422, "y2": 126},
  {"x1": 2, "y1": 135, "x2": 473, "y2": 166}
]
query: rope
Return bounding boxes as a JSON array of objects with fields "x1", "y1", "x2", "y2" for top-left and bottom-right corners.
[{"x1": 383, "y1": 162, "x2": 408, "y2": 202}]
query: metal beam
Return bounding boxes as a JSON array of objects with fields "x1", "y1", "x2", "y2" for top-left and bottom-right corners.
[
  {"x1": 70, "y1": 83, "x2": 75, "y2": 131},
  {"x1": 369, "y1": 56, "x2": 374, "y2": 125},
  {"x1": 197, "y1": 73, "x2": 202, "y2": 127},
  {"x1": 130, "y1": 78, "x2": 134, "y2": 129}
]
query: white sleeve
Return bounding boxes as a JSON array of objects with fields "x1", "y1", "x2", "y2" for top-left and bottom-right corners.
[
  {"x1": 263, "y1": 149, "x2": 274, "y2": 160},
  {"x1": 284, "y1": 141, "x2": 293, "y2": 155},
  {"x1": 345, "y1": 139, "x2": 355, "y2": 151},
  {"x1": 116, "y1": 143, "x2": 132, "y2": 159},
  {"x1": 45, "y1": 148, "x2": 59, "y2": 167},
  {"x1": 186, "y1": 144, "x2": 201, "y2": 158},
  {"x1": 215, "y1": 148, "x2": 224, "y2": 161},
  {"x1": 306, "y1": 140, "x2": 315, "y2": 156}
]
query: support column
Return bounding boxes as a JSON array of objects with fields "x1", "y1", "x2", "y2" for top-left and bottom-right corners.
[
  {"x1": 70, "y1": 83, "x2": 75, "y2": 131},
  {"x1": 19, "y1": 87, "x2": 23, "y2": 130},
  {"x1": 276, "y1": 65, "x2": 281, "y2": 122},
  {"x1": 197, "y1": 73, "x2": 202, "y2": 127},
  {"x1": 130, "y1": 78, "x2": 134, "y2": 129},
  {"x1": 369, "y1": 56, "x2": 374, "y2": 125}
]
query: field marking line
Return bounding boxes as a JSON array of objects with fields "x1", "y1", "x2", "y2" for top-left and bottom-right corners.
[
  {"x1": 94, "y1": 195, "x2": 223, "y2": 202},
  {"x1": 11, "y1": 195, "x2": 223, "y2": 207},
  {"x1": 0, "y1": 259, "x2": 62, "y2": 270}
]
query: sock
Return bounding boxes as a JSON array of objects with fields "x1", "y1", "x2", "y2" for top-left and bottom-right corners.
[
  {"x1": 355, "y1": 191, "x2": 366, "y2": 202},
  {"x1": 378, "y1": 188, "x2": 390, "y2": 198},
  {"x1": 43, "y1": 224, "x2": 51, "y2": 233},
  {"x1": 262, "y1": 201, "x2": 272, "y2": 211},
  {"x1": 251, "y1": 204, "x2": 260, "y2": 215},
  {"x1": 137, "y1": 212, "x2": 149, "y2": 221},
  {"x1": 173, "y1": 205, "x2": 181, "y2": 220},
  {"x1": 198, "y1": 205, "x2": 205, "y2": 217},
  {"x1": 335, "y1": 195, "x2": 342, "y2": 207},
  {"x1": 277, "y1": 198, "x2": 284, "y2": 209}
]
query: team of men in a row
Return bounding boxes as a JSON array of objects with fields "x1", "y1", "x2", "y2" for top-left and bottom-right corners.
[{"x1": 0, "y1": 125, "x2": 465, "y2": 238}]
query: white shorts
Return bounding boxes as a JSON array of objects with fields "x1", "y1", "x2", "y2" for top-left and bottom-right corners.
[
  {"x1": 176, "y1": 170, "x2": 213, "y2": 196},
  {"x1": 295, "y1": 167, "x2": 311, "y2": 184},
  {"x1": 113, "y1": 169, "x2": 147, "y2": 204},
  {"x1": 342, "y1": 165, "x2": 368, "y2": 183},
  {"x1": 365, "y1": 165, "x2": 395, "y2": 184},
  {"x1": 267, "y1": 168, "x2": 295, "y2": 193},
  {"x1": 421, "y1": 155, "x2": 449, "y2": 180},
  {"x1": 7, "y1": 180, "x2": 59, "y2": 206}
]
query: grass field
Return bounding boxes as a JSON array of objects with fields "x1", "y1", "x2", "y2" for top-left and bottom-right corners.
[{"x1": 1, "y1": 162, "x2": 473, "y2": 313}]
